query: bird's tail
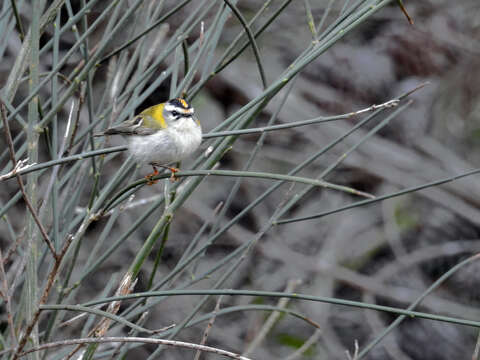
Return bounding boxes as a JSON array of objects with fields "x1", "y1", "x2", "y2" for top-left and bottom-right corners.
[{"x1": 93, "y1": 127, "x2": 129, "y2": 137}]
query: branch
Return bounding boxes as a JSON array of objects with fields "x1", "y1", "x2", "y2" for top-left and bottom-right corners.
[
  {"x1": 0, "y1": 249, "x2": 16, "y2": 345},
  {"x1": 194, "y1": 295, "x2": 224, "y2": 360},
  {"x1": 102, "y1": 169, "x2": 375, "y2": 214},
  {"x1": 203, "y1": 98, "x2": 401, "y2": 139},
  {"x1": 12, "y1": 235, "x2": 74, "y2": 359},
  {"x1": 0, "y1": 146, "x2": 127, "y2": 182},
  {"x1": 0, "y1": 101, "x2": 57, "y2": 259},
  {"x1": 18, "y1": 336, "x2": 252, "y2": 360}
]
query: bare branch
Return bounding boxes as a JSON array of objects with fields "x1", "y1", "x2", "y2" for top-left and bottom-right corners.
[
  {"x1": 0, "y1": 101, "x2": 57, "y2": 259},
  {"x1": 194, "y1": 295, "x2": 224, "y2": 360},
  {"x1": 18, "y1": 336, "x2": 252, "y2": 360},
  {"x1": 12, "y1": 235, "x2": 74, "y2": 359},
  {"x1": 0, "y1": 249, "x2": 17, "y2": 345},
  {"x1": 243, "y1": 279, "x2": 302, "y2": 356}
]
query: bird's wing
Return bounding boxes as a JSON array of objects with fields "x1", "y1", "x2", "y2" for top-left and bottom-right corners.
[{"x1": 97, "y1": 115, "x2": 157, "y2": 136}]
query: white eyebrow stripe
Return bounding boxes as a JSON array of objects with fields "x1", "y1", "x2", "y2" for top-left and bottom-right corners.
[{"x1": 165, "y1": 105, "x2": 194, "y2": 115}]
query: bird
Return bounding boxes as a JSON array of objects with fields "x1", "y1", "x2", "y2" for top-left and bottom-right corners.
[{"x1": 95, "y1": 98, "x2": 202, "y2": 183}]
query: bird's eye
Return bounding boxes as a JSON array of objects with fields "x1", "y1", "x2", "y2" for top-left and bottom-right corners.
[{"x1": 171, "y1": 110, "x2": 179, "y2": 117}]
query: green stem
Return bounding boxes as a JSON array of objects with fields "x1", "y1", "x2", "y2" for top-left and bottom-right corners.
[
  {"x1": 276, "y1": 167, "x2": 480, "y2": 225},
  {"x1": 81, "y1": 286, "x2": 480, "y2": 330},
  {"x1": 222, "y1": 0, "x2": 267, "y2": 88}
]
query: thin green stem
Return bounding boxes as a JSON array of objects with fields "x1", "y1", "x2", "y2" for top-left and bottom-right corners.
[
  {"x1": 203, "y1": 98, "x2": 400, "y2": 138},
  {"x1": 358, "y1": 253, "x2": 480, "y2": 358},
  {"x1": 4, "y1": 0, "x2": 72, "y2": 102},
  {"x1": 99, "y1": 0, "x2": 193, "y2": 64},
  {"x1": 222, "y1": 0, "x2": 267, "y2": 89},
  {"x1": 276, "y1": 167, "x2": 480, "y2": 225},
  {"x1": 0, "y1": 146, "x2": 127, "y2": 181},
  {"x1": 9, "y1": 0, "x2": 24, "y2": 41},
  {"x1": 103, "y1": 169, "x2": 373, "y2": 214},
  {"x1": 39, "y1": 304, "x2": 155, "y2": 334},
  {"x1": 303, "y1": 0, "x2": 317, "y2": 39},
  {"x1": 81, "y1": 288, "x2": 480, "y2": 329},
  {"x1": 182, "y1": 38, "x2": 189, "y2": 77}
]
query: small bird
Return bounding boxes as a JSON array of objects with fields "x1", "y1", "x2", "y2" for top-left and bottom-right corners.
[{"x1": 95, "y1": 98, "x2": 202, "y2": 183}]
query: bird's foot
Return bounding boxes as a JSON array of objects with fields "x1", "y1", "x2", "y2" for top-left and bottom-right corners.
[
  {"x1": 166, "y1": 166, "x2": 179, "y2": 182},
  {"x1": 145, "y1": 167, "x2": 159, "y2": 185}
]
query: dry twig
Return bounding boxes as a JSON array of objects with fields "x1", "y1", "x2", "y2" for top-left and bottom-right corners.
[
  {"x1": 18, "y1": 336, "x2": 252, "y2": 360},
  {"x1": 0, "y1": 101, "x2": 57, "y2": 259}
]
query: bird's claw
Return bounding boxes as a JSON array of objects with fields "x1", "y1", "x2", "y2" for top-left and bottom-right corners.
[
  {"x1": 145, "y1": 168, "x2": 159, "y2": 185},
  {"x1": 168, "y1": 167, "x2": 179, "y2": 182},
  {"x1": 145, "y1": 166, "x2": 179, "y2": 184}
]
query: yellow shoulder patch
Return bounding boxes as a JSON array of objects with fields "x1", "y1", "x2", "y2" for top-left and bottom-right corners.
[{"x1": 141, "y1": 103, "x2": 167, "y2": 129}]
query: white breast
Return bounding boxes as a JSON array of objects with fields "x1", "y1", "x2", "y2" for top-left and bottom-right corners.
[{"x1": 128, "y1": 118, "x2": 202, "y2": 166}]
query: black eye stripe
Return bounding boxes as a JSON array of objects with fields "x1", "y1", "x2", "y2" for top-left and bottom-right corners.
[{"x1": 170, "y1": 109, "x2": 193, "y2": 118}]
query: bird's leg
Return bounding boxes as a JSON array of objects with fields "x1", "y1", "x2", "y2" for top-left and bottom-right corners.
[
  {"x1": 158, "y1": 165, "x2": 179, "y2": 182},
  {"x1": 145, "y1": 165, "x2": 159, "y2": 185},
  {"x1": 168, "y1": 167, "x2": 179, "y2": 182}
]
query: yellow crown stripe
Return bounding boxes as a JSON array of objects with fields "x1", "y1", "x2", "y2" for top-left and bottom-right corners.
[{"x1": 178, "y1": 98, "x2": 188, "y2": 108}]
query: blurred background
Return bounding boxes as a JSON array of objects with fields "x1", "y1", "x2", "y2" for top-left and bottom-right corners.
[{"x1": 1, "y1": 1, "x2": 480, "y2": 359}]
